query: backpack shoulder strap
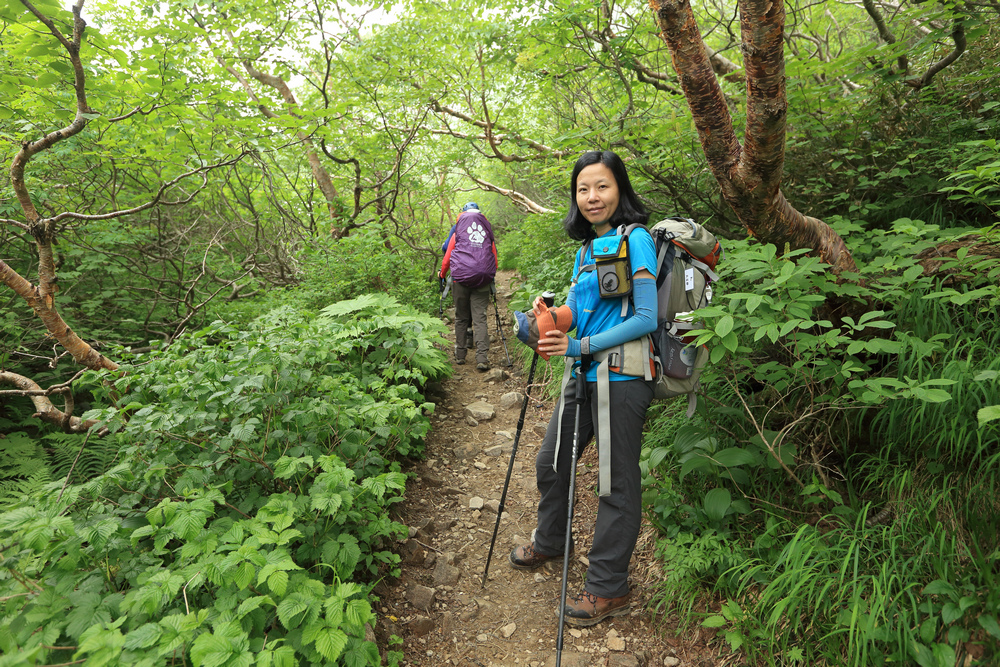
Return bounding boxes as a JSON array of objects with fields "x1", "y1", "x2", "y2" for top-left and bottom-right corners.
[{"x1": 576, "y1": 241, "x2": 595, "y2": 283}]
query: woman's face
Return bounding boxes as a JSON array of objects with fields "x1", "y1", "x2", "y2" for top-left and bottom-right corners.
[{"x1": 575, "y1": 163, "x2": 619, "y2": 234}]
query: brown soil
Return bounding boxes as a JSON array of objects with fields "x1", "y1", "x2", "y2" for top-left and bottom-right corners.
[{"x1": 374, "y1": 271, "x2": 719, "y2": 667}]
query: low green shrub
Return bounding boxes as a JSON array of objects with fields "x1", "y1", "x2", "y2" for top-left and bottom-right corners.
[{"x1": 0, "y1": 294, "x2": 449, "y2": 666}]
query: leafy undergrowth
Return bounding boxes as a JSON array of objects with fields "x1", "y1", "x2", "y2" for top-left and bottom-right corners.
[
  {"x1": 0, "y1": 294, "x2": 449, "y2": 666},
  {"x1": 639, "y1": 221, "x2": 1000, "y2": 666}
]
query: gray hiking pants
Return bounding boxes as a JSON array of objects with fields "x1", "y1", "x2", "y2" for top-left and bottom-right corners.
[
  {"x1": 533, "y1": 376, "x2": 653, "y2": 599},
  {"x1": 453, "y1": 281, "x2": 491, "y2": 365}
]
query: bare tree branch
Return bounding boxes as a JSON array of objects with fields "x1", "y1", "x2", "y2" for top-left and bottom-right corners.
[
  {"x1": 905, "y1": 18, "x2": 966, "y2": 89},
  {"x1": 0, "y1": 371, "x2": 104, "y2": 434},
  {"x1": 468, "y1": 176, "x2": 557, "y2": 215}
]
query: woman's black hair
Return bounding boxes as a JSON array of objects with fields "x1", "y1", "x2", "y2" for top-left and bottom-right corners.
[{"x1": 562, "y1": 150, "x2": 649, "y2": 242}]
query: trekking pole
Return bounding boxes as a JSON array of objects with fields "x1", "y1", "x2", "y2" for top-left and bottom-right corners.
[
  {"x1": 438, "y1": 276, "x2": 453, "y2": 318},
  {"x1": 555, "y1": 361, "x2": 587, "y2": 667},
  {"x1": 482, "y1": 292, "x2": 556, "y2": 588},
  {"x1": 481, "y1": 290, "x2": 554, "y2": 587},
  {"x1": 481, "y1": 351, "x2": 539, "y2": 587},
  {"x1": 491, "y1": 282, "x2": 513, "y2": 367}
]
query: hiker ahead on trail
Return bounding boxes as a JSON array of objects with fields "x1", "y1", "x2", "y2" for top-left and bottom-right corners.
[
  {"x1": 509, "y1": 150, "x2": 657, "y2": 628},
  {"x1": 439, "y1": 202, "x2": 498, "y2": 372}
]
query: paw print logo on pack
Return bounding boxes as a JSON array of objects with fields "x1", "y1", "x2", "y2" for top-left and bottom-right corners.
[{"x1": 467, "y1": 222, "x2": 487, "y2": 246}]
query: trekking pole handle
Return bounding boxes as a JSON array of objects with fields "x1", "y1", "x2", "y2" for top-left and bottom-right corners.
[{"x1": 542, "y1": 291, "x2": 555, "y2": 308}]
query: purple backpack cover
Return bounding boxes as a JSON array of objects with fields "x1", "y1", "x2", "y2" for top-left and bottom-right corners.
[{"x1": 450, "y1": 211, "x2": 496, "y2": 288}]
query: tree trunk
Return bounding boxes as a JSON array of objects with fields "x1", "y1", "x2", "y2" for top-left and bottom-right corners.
[{"x1": 648, "y1": 0, "x2": 858, "y2": 274}]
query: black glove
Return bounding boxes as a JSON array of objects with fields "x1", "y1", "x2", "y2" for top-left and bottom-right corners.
[{"x1": 439, "y1": 277, "x2": 447, "y2": 291}]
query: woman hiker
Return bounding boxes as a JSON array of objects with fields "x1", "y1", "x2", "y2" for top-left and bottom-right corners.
[{"x1": 510, "y1": 150, "x2": 658, "y2": 627}]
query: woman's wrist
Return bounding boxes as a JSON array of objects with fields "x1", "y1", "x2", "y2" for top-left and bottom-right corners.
[{"x1": 564, "y1": 336, "x2": 582, "y2": 358}]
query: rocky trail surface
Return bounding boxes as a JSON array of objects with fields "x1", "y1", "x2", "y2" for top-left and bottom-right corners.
[{"x1": 376, "y1": 271, "x2": 718, "y2": 667}]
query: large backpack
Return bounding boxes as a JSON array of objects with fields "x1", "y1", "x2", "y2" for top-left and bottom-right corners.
[
  {"x1": 646, "y1": 217, "x2": 720, "y2": 414},
  {"x1": 448, "y1": 210, "x2": 497, "y2": 288},
  {"x1": 552, "y1": 217, "x2": 720, "y2": 496},
  {"x1": 591, "y1": 217, "x2": 720, "y2": 415}
]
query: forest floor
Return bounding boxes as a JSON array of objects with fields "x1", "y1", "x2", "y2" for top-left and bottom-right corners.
[{"x1": 375, "y1": 271, "x2": 721, "y2": 667}]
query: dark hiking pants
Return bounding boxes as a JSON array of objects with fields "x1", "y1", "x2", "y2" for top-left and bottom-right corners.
[
  {"x1": 453, "y1": 281, "x2": 491, "y2": 365},
  {"x1": 533, "y1": 375, "x2": 653, "y2": 599}
]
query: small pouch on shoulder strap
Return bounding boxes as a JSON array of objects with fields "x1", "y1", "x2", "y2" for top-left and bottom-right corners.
[{"x1": 591, "y1": 233, "x2": 632, "y2": 300}]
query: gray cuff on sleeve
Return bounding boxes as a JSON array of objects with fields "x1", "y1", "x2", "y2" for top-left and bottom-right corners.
[{"x1": 581, "y1": 336, "x2": 591, "y2": 355}]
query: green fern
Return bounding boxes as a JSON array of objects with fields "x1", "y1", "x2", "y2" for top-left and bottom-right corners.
[
  {"x1": 44, "y1": 432, "x2": 118, "y2": 483},
  {"x1": 0, "y1": 432, "x2": 52, "y2": 507}
]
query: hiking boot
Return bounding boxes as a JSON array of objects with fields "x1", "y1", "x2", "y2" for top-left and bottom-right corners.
[
  {"x1": 562, "y1": 589, "x2": 632, "y2": 627},
  {"x1": 509, "y1": 543, "x2": 570, "y2": 570},
  {"x1": 476, "y1": 362, "x2": 490, "y2": 372},
  {"x1": 456, "y1": 358, "x2": 466, "y2": 365}
]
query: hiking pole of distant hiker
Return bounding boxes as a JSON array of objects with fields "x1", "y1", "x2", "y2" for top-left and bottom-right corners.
[
  {"x1": 555, "y1": 358, "x2": 587, "y2": 666},
  {"x1": 480, "y1": 291, "x2": 556, "y2": 588},
  {"x1": 490, "y1": 282, "x2": 513, "y2": 367},
  {"x1": 438, "y1": 275, "x2": 453, "y2": 318}
]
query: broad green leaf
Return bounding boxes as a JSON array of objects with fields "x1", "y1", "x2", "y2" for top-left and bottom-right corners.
[
  {"x1": 679, "y1": 455, "x2": 712, "y2": 481},
  {"x1": 978, "y1": 614, "x2": 1000, "y2": 640},
  {"x1": 703, "y1": 487, "x2": 732, "y2": 521},
  {"x1": 236, "y1": 595, "x2": 274, "y2": 619},
  {"x1": 941, "y1": 602, "x2": 962, "y2": 625},
  {"x1": 35, "y1": 71, "x2": 61, "y2": 87},
  {"x1": 922, "y1": 580, "x2": 957, "y2": 597},
  {"x1": 123, "y1": 623, "x2": 162, "y2": 650},
  {"x1": 189, "y1": 633, "x2": 233, "y2": 667},
  {"x1": 702, "y1": 615, "x2": 727, "y2": 628},
  {"x1": 710, "y1": 344, "x2": 726, "y2": 364},
  {"x1": 648, "y1": 446, "x2": 669, "y2": 469},
  {"x1": 978, "y1": 405, "x2": 1000, "y2": 426},
  {"x1": 911, "y1": 388, "x2": 952, "y2": 403},
  {"x1": 721, "y1": 331, "x2": 738, "y2": 353},
  {"x1": 715, "y1": 315, "x2": 734, "y2": 338},
  {"x1": 712, "y1": 447, "x2": 756, "y2": 467},
  {"x1": 277, "y1": 596, "x2": 310, "y2": 629}
]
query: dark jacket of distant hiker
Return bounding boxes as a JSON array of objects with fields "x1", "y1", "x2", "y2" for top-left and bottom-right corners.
[{"x1": 440, "y1": 210, "x2": 497, "y2": 289}]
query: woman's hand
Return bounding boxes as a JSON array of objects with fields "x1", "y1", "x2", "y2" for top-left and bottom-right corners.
[
  {"x1": 537, "y1": 329, "x2": 569, "y2": 357},
  {"x1": 532, "y1": 295, "x2": 570, "y2": 357}
]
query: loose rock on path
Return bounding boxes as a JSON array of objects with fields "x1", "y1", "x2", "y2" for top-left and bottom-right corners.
[{"x1": 375, "y1": 271, "x2": 719, "y2": 667}]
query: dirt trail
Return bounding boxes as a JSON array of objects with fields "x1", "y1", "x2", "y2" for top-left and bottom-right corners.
[{"x1": 377, "y1": 271, "x2": 716, "y2": 667}]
